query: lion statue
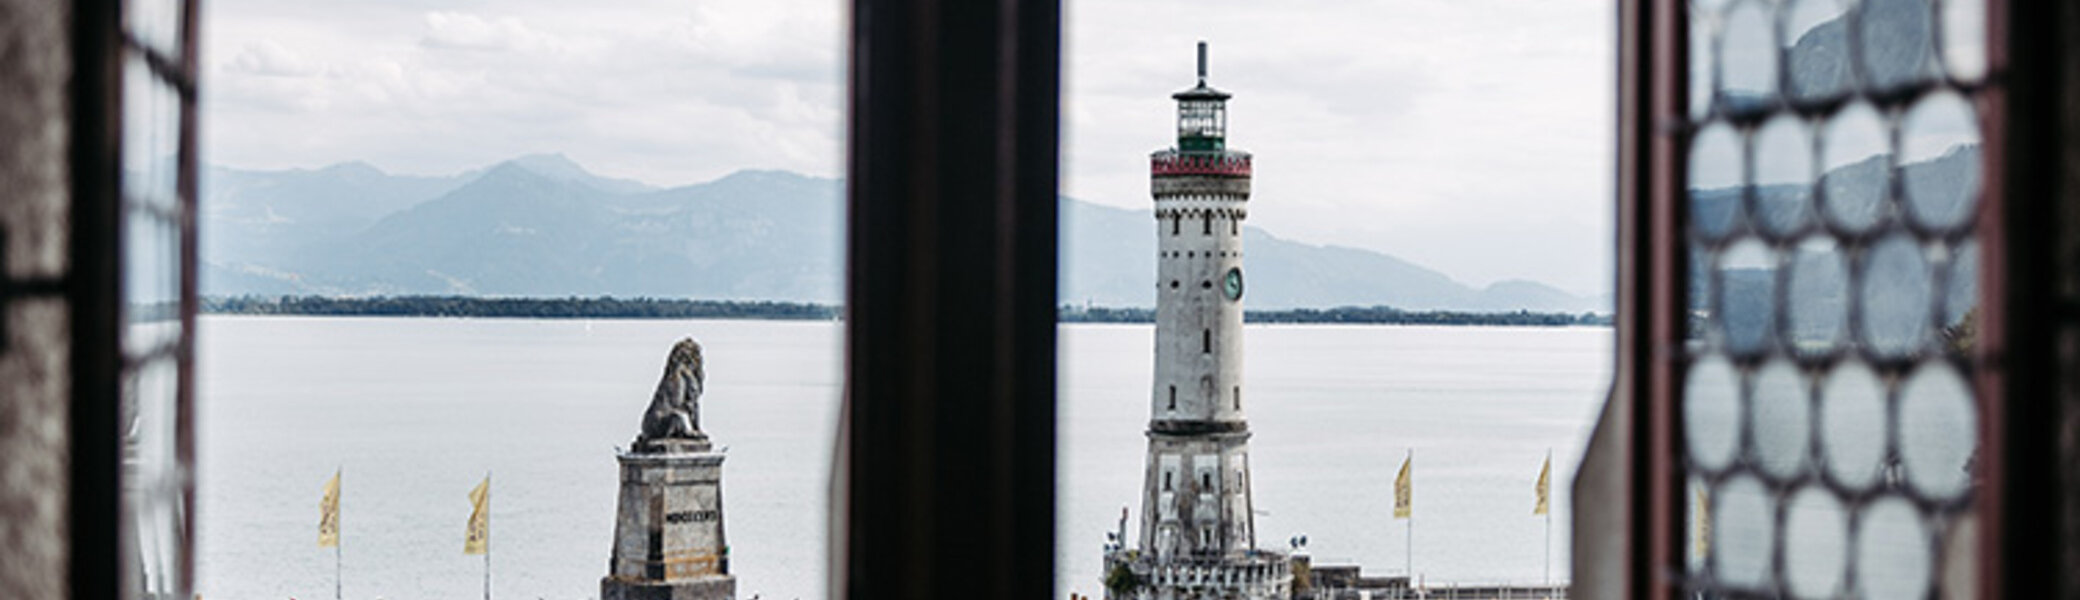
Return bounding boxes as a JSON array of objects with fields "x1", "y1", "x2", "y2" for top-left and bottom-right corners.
[{"x1": 637, "y1": 338, "x2": 706, "y2": 444}]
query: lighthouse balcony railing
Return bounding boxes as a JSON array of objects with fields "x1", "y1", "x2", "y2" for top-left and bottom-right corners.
[
  {"x1": 1107, "y1": 550, "x2": 1292, "y2": 591},
  {"x1": 1149, "y1": 150, "x2": 1252, "y2": 177}
]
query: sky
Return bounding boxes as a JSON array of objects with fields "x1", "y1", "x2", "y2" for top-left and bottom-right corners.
[{"x1": 202, "y1": 0, "x2": 1614, "y2": 296}]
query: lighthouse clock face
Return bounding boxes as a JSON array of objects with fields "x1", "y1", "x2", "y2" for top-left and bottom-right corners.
[{"x1": 1223, "y1": 267, "x2": 1244, "y2": 300}]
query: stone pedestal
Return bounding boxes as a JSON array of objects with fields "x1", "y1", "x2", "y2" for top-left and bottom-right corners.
[{"x1": 602, "y1": 438, "x2": 735, "y2": 600}]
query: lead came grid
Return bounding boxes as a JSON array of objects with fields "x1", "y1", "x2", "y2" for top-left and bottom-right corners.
[
  {"x1": 120, "y1": 0, "x2": 197, "y2": 595},
  {"x1": 1680, "y1": 0, "x2": 1987, "y2": 598}
]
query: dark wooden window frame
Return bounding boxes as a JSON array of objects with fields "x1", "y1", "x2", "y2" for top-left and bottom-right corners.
[
  {"x1": 71, "y1": 1, "x2": 126, "y2": 594},
  {"x1": 836, "y1": 0, "x2": 1060, "y2": 598}
]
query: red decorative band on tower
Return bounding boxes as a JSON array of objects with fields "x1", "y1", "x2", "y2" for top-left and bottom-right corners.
[{"x1": 1150, "y1": 151, "x2": 1253, "y2": 177}]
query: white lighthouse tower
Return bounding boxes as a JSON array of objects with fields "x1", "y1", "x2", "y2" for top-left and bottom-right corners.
[{"x1": 1104, "y1": 42, "x2": 1290, "y2": 600}]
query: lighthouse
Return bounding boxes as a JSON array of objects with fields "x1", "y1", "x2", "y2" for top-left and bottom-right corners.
[{"x1": 1105, "y1": 41, "x2": 1289, "y2": 600}]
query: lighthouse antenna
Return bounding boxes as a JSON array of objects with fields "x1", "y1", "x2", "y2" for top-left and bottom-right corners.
[{"x1": 1196, "y1": 41, "x2": 1208, "y2": 84}]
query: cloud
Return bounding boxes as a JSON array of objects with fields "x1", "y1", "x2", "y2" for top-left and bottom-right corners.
[
  {"x1": 1062, "y1": 0, "x2": 1614, "y2": 293},
  {"x1": 200, "y1": 0, "x2": 1613, "y2": 294},
  {"x1": 420, "y1": 12, "x2": 558, "y2": 53},
  {"x1": 227, "y1": 40, "x2": 319, "y2": 77},
  {"x1": 203, "y1": 0, "x2": 844, "y2": 185}
]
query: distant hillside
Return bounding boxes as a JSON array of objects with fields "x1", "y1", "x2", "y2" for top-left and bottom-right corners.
[
  {"x1": 204, "y1": 295, "x2": 1607, "y2": 326},
  {"x1": 1061, "y1": 201, "x2": 1597, "y2": 310},
  {"x1": 202, "y1": 157, "x2": 1605, "y2": 312}
]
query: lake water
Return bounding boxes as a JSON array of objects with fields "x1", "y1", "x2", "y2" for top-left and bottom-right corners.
[{"x1": 195, "y1": 316, "x2": 1610, "y2": 600}]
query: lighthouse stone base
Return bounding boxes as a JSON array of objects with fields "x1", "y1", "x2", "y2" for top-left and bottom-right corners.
[{"x1": 601, "y1": 437, "x2": 736, "y2": 600}]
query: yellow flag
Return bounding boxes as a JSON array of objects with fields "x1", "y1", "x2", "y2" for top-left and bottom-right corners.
[
  {"x1": 1393, "y1": 453, "x2": 1412, "y2": 519},
  {"x1": 318, "y1": 469, "x2": 341, "y2": 548},
  {"x1": 465, "y1": 475, "x2": 490, "y2": 555},
  {"x1": 1534, "y1": 454, "x2": 1551, "y2": 516}
]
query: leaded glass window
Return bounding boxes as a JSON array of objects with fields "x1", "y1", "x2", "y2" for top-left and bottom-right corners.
[
  {"x1": 119, "y1": 0, "x2": 200, "y2": 597},
  {"x1": 1677, "y1": 0, "x2": 1988, "y2": 597}
]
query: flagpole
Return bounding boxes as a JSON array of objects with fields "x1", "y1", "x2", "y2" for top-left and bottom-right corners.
[
  {"x1": 484, "y1": 471, "x2": 492, "y2": 600},
  {"x1": 1406, "y1": 448, "x2": 1413, "y2": 598},
  {"x1": 336, "y1": 466, "x2": 342, "y2": 600},
  {"x1": 1544, "y1": 448, "x2": 1552, "y2": 590}
]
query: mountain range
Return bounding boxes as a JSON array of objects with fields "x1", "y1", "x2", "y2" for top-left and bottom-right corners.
[{"x1": 199, "y1": 153, "x2": 1607, "y2": 312}]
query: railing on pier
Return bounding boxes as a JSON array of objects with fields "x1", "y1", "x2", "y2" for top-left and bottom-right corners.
[{"x1": 1346, "y1": 584, "x2": 1569, "y2": 600}]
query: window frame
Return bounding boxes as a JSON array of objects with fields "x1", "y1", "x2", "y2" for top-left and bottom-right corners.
[
  {"x1": 70, "y1": 0, "x2": 127, "y2": 593},
  {"x1": 835, "y1": 0, "x2": 1061, "y2": 597}
]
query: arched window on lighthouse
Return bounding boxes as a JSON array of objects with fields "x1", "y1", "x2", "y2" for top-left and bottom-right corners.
[
  {"x1": 1203, "y1": 329, "x2": 1212, "y2": 353},
  {"x1": 1168, "y1": 385, "x2": 1177, "y2": 410}
]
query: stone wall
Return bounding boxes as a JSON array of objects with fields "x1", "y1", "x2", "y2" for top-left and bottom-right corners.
[{"x1": 0, "y1": 0, "x2": 74, "y2": 597}]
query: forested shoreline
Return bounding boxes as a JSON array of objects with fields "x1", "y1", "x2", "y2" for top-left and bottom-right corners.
[{"x1": 204, "y1": 296, "x2": 1609, "y2": 326}]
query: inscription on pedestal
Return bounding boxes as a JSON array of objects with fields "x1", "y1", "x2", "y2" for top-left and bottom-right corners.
[{"x1": 666, "y1": 510, "x2": 720, "y2": 524}]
